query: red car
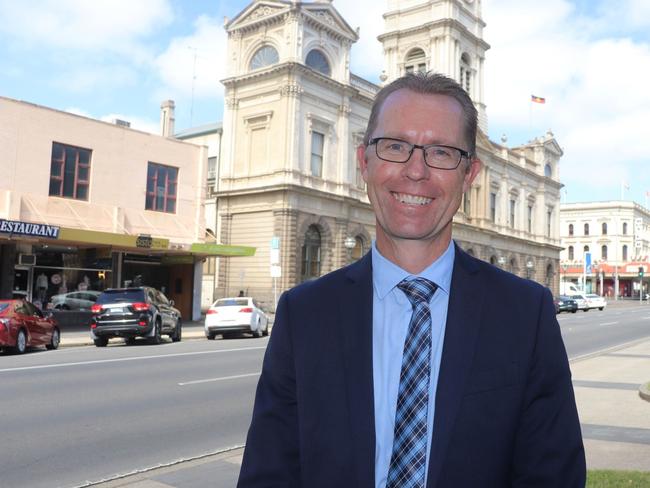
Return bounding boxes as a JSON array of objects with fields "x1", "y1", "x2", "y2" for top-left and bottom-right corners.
[{"x1": 0, "y1": 299, "x2": 60, "y2": 354}]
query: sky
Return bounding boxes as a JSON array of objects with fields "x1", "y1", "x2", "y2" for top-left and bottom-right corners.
[{"x1": 1, "y1": 0, "x2": 649, "y2": 207}]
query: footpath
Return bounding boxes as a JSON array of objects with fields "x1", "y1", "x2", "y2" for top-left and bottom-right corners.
[{"x1": 67, "y1": 303, "x2": 650, "y2": 487}]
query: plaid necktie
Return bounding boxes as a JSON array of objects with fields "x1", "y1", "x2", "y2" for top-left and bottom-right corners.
[{"x1": 386, "y1": 277, "x2": 438, "y2": 488}]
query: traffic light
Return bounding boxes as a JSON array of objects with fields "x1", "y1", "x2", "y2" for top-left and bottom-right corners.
[{"x1": 640, "y1": 267, "x2": 645, "y2": 278}]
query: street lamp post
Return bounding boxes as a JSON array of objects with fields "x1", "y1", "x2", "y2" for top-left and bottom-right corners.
[
  {"x1": 344, "y1": 236, "x2": 356, "y2": 264},
  {"x1": 526, "y1": 260, "x2": 534, "y2": 280}
]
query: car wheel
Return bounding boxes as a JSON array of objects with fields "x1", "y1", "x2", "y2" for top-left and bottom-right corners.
[
  {"x1": 94, "y1": 337, "x2": 108, "y2": 347},
  {"x1": 171, "y1": 319, "x2": 182, "y2": 342},
  {"x1": 206, "y1": 332, "x2": 216, "y2": 340},
  {"x1": 14, "y1": 329, "x2": 27, "y2": 354},
  {"x1": 572, "y1": 309, "x2": 577, "y2": 313},
  {"x1": 599, "y1": 307, "x2": 604, "y2": 311},
  {"x1": 150, "y1": 321, "x2": 162, "y2": 345},
  {"x1": 46, "y1": 328, "x2": 60, "y2": 350},
  {"x1": 263, "y1": 321, "x2": 269, "y2": 337}
]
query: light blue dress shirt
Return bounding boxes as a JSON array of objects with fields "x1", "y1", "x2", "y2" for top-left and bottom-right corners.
[{"x1": 372, "y1": 240, "x2": 454, "y2": 488}]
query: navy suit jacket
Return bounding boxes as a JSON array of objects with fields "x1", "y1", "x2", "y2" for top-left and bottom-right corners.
[{"x1": 238, "y1": 245, "x2": 586, "y2": 487}]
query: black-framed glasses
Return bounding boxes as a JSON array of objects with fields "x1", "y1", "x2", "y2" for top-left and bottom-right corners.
[{"x1": 367, "y1": 137, "x2": 471, "y2": 170}]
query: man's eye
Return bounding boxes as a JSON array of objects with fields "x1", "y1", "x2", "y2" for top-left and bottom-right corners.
[
  {"x1": 384, "y1": 141, "x2": 408, "y2": 152},
  {"x1": 429, "y1": 147, "x2": 452, "y2": 158}
]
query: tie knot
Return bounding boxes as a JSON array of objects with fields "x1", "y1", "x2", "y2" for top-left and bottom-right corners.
[{"x1": 397, "y1": 277, "x2": 437, "y2": 307}]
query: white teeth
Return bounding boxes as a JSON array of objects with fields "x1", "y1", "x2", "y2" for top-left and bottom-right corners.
[{"x1": 392, "y1": 192, "x2": 432, "y2": 205}]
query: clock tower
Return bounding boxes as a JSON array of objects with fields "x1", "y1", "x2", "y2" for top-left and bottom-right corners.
[{"x1": 378, "y1": 0, "x2": 489, "y2": 132}]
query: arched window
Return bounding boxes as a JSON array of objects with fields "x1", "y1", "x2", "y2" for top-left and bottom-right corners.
[
  {"x1": 459, "y1": 52, "x2": 471, "y2": 92},
  {"x1": 300, "y1": 225, "x2": 321, "y2": 282},
  {"x1": 489, "y1": 255, "x2": 497, "y2": 265},
  {"x1": 544, "y1": 163, "x2": 552, "y2": 178},
  {"x1": 568, "y1": 246, "x2": 574, "y2": 260},
  {"x1": 405, "y1": 48, "x2": 426, "y2": 74},
  {"x1": 583, "y1": 245, "x2": 590, "y2": 254},
  {"x1": 623, "y1": 222, "x2": 628, "y2": 235},
  {"x1": 601, "y1": 245, "x2": 608, "y2": 260},
  {"x1": 351, "y1": 236, "x2": 365, "y2": 261},
  {"x1": 584, "y1": 223, "x2": 589, "y2": 236},
  {"x1": 623, "y1": 244, "x2": 628, "y2": 261},
  {"x1": 305, "y1": 49, "x2": 330, "y2": 76},
  {"x1": 602, "y1": 222, "x2": 607, "y2": 235},
  {"x1": 249, "y1": 45, "x2": 279, "y2": 71},
  {"x1": 545, "y1": 263, "x2": 554, "y2": 287},
  {"x1": 466, "y1": 248, "x2": 475, "y2": 256},
  {"x1": 568, "y1": 224, "x2": 574, "y2": 236},
  {"x1": 509, "y1": 258, "x2": 517, "y2": 273}
]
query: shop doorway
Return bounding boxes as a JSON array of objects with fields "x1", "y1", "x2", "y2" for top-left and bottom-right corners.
[{"x1": 13, "y1": 266, "x2": 32, "y2": 300}]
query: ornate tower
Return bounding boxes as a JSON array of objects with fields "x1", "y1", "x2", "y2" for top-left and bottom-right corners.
[{"x1": 378, "y1": 0, "x2": 489, "y2": 132}]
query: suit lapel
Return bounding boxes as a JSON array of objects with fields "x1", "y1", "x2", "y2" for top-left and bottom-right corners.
[
  {"x1": 427, "y1": 245, "x2": 485, "y2": 487},
  {"x1": 340, "y1": 253, "x2": 375, "y2": 488}
]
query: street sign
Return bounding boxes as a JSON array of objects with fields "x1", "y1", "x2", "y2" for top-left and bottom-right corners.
[
  {"x1": 585, "y1": 252, "x2": 592, "y2": 274},
  {"x1": 271, "y1": 237, "x2": 280, "y2": 250},
  {"x1": 270, "y1": 265, "x2": 282, "y2": 278},
  {"x1": 640, "y1": 267, "x2": 645, "y2": 278},
  {"x1": 270, "y1": 248, "x2": 280, "y2": 265}
]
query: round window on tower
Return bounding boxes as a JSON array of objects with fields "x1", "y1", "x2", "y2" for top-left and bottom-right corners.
[
  {"x1": 305, "y1": 49, "x2": 331, "y2": 76},
  {"x1": 249, "y1": 45, "x2": 279, "y2": 71}
]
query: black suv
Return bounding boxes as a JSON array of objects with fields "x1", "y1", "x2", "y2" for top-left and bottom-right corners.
[{"x1": 90, "y1": 287, "x2": 182, "y2": 347}]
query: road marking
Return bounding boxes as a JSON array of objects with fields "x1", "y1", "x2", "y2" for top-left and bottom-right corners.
[
  {"x1": 0, "y1": 347, "x2": 267, "y2": 373},
  {"x1": 599, "y1": 321, "x2": 618, "y2": 326},
  {"x1": 178, "y1": 372, "x2": 260, "y2": 386}
]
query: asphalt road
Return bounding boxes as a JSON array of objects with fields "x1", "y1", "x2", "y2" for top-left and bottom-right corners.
[
  {"x1": 558, "y1": 302, "x2": 650, "y2": 359},
  {"x1": 1, "y1": 302, "x2": 649, "y2": 488},
  {"x1": 0, "y1": 336, "x2": 268, "y2": 488}
]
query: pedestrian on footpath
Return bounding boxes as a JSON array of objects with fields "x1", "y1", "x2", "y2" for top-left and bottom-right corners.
[{"x1": 238, "y1": 72, "x2": 586, "y2": 487}]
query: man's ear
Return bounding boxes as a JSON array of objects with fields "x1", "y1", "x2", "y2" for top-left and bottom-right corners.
[
  {"x1": 357, "y1": 144, "x2": 369, "y2": 182},
  {"x1": 463, "y1": 156, "x2": 482, "y2": 192}
]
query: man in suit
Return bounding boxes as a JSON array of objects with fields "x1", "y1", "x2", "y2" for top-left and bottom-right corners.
[{"x1": 238, "y1": 72, "x2": 586, "y2": 487}]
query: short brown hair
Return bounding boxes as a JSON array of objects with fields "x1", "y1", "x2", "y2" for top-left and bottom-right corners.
[{"x1": 363, "y1": 72, "x2": 478, "y2": 156}]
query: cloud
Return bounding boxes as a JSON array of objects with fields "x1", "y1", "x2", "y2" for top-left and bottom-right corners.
[
  {"x1": 0, "y1": 0, "x2": 173, "y2": 55},
  {"x1": 483, "y1": 0, "x2": 650, "y2": 201},
  {"x1": 154, "y1": 15, "x2": 227, "y2": 100}
]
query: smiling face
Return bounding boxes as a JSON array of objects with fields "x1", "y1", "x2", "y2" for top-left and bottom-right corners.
[{"x1": 358, "y1": 88, "x2": 481, "y2": 262}]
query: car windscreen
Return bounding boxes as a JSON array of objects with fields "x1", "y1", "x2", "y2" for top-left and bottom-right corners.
[
  {"x1": 97, "y1": 290, "x2": 145, "y2": 304},
  {"x1": 214, "y1": 298, "x2": 248, "y2": 307}
]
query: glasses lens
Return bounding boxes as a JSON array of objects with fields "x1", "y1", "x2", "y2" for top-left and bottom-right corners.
[
  {"x1": 376, "y1": 138, "x2": 412, "y2": 162},
  {"x1": 424, "y1": 145, "x2": 461, "y2": 169}
]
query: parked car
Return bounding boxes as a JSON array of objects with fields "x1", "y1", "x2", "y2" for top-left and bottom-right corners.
[
  {"x1": 570, "y1": 293, "x2": 589, "y2": 311},
  {"x1": 0, "y1": 299, "x2": 60, "y2": 354},
  {"x1": 90, "y1": 287, "x2": 182, "y2": 347},
  {"x1": 585, "y1": 293, "x2": 607, "y2": 311},
  {"x1": 554, "y1": 295, "x2": 578, "y2": 314},
  {"x1": 51, "y1": 290, "x2": 101, "y2": 310},
  {"x1": 205, "y1": 297, "x2": 269, "y2": 339}
]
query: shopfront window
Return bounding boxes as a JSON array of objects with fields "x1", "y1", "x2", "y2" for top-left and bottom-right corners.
[{"x1": 31, "y1": 246, "x2": 112, "y2": 312}]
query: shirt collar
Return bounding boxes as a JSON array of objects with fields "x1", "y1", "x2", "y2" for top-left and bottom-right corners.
[{"x1": 371, "y1": 240, "x2": 455, "y2": 300}]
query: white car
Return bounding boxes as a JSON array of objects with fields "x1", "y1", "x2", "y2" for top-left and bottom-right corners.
[
  {"x1": 585, "y1": 293, "x2": 607, "y2": 311},
  {"x1": 569, "y1": 294, "x2": 589, "y2": 311},
  {"x1": 204, "y1": 297, "x2": 269, "y2": 339}
]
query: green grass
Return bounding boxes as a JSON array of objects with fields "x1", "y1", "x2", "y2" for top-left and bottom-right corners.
[{"x1": 587, "y1": 469, "x2": 650, "y2": 487}]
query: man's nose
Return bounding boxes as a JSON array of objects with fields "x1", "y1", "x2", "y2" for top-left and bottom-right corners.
[{"x1": 403, "y1": 147, "x2": 429, "y2": 179}]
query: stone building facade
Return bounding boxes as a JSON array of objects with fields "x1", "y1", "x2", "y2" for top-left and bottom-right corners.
[
  {"x1": 560, "y1": 201, "x2": 650, "y2": 298},
  {"x1": 180, "y1": 0, "x2": 564, "y2": 309}
]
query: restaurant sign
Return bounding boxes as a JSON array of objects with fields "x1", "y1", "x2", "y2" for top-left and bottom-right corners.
[{"x1": 0, "y1": 219, "x2": 60, "y2": 239}]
